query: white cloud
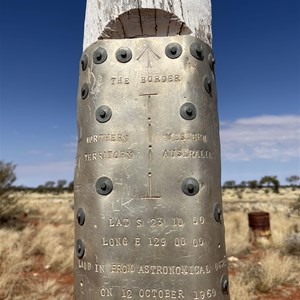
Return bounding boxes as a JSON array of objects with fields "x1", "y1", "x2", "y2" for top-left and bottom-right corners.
[{"x1": 220, "y1": 115, "x2": 300, "y2": 161}]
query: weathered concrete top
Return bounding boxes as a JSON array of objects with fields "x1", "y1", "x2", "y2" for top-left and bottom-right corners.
[{"x1": 83, "y1": 0, "x2": 212, "y2": 50}]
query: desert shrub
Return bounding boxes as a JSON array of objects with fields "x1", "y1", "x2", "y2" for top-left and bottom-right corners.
[
  {"x1": 246, "y1": 251, "x2": 294, "y2": 292},
  {"x1": 284, "y1": 228, "x2": 300, "y2": 256},
  {"x1": 0, "y1": 190, "x2": 23, "y2": 224},
  {"x1": 0, "y1": 161, "x2": 16, "y2": 188},
  {"x1": 0, "y1": 161, "x2": 23, "y2": 224}
]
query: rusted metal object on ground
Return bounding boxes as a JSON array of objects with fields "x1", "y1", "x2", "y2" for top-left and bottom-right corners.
[
  {"x1": 248, "y1": 211, "x2": 272, "y2": 247},
  {"x1": 74, "y1": 1, "x2": 229, "y2": 299}
]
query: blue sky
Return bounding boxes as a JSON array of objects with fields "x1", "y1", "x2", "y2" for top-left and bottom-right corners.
[{"x1": 0, "y1": 0, "x2": 299, "y2": 187}]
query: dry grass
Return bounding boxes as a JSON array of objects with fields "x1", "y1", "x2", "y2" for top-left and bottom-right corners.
[
  {"x1": 254, "y1": 250, "x2": 295, "y2": 292},
  {"x1": 271, "y1": 214, "x2": 299, "y2": 249},
  {"x1": 0, "y1": 192, "x2": 73, "y2": 299},
  {"x1": 0, "y1": 229, "x2": 32, "y2": 299},
  {"x1": 26, "y1": 278, "x2": 73, "y2": 300},
  {"x1": 229, "y1": 274, "x2": 255, "y2": 300},
  {"x1": 224, "y1": 211, "x2": 250, "y2": 255},
  {"x1": 229, "y1": 250, "x2": 299, "y2": 297},
  {"x1": 223, "y1": 187, "x2": 299, "y2": 203},
  {"x1": 25, "y1": 223, "x2": 74, "y2": 273}
]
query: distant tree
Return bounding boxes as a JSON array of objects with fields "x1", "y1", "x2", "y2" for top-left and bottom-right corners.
[
  {"x1": 247, "y1": 180, "x2": 258, "y2": 189},
  {"x1": 67, "y1": 181, "x2": 74, "y2": 192},
  {"x1": 45, "y1": 181, "x2": 55, "y2": 188},
  {"x1": 286, "y1": 175, "x2": 300, "y2": 188},
  {"x1": 0, "y1": 161, "x2": 22, "y2": 223},
  {"x1": 223, "y1": 180, "x2": 236, "y2": 188},
  {"x1": 56, "y1": 179, "x2": 67, "y2": 194},
  {"x1": 57, "y1": 180, "x2": 67, "y2": 189},
  {"x1": 238, "y1": 181, "x2": 247, "y2": 188},
  {"x1": 259, "y1": 176, "x2": 280, "y2": 193},
  {"x1": 36, "y1": 185, "x2": 47, "y2": 193}
]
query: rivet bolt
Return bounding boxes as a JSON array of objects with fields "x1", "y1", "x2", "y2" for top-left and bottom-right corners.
[
  {"x1": 165, "y1": 43, "x2": 182, "y2": 59},
  {"x1": 96, "y1": 177, "x2": 113, "y2": 195},
  {"x1": 182, "y1": 178, "x2": 200, "y2": 196},
  {"x1": 95, "y1": 105, "x2": 112, "y2": 123},
  {"x1": 81, "y1": 83, "x2": 89, "y2": 100},
  {"x1": 76, "y1": 239, "x2": 85, "y2": 259},
  {"x1": 116, "y1": 47, "x2": 132, "y2": 63},
  {"x1": 93, "y1": 47, "x2": 108, "y2": 64}
]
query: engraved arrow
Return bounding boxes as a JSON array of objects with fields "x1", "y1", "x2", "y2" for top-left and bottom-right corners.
[{"x1": 137, "y1": 47, "x2": 161, "y2": 68}]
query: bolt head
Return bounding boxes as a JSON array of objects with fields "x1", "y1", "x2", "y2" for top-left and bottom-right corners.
[
  {"x1": 166, "y1": 43, "x2": 182, "y2": 59},
  {"x1": 180, "y1": 103, "x2": 197, "y2": 120},
  {"x1": 182, "y1": 178, "x2": 199, "y2": 196},
  {"x1": 77, "y1": 208, "x2": 85, "y2": 226},
  {"x1": 96, "y1": 177, "x2": 113, "y2": 195},
  {"x1": 116, "y1": 47, "x2": 132, "y2": 63},
  {"x1": 81, "y1": 54, "x2": 88, "y2": 71},
  {"x1": 214, "y1": 204, "x2": 223, "y2": 223},
  {"x1": 96, "y1": 106, "x2": 112, "y2": 123},
  {"x1": 93, "y1": 47, "x2": 107, "y2": 64},
  {"x1": 190, "y1": 42, "x2": 204, "y2": 60},
  {"x1": 209, "y1": 53, "x2": 216, "y2": 70},
  {"x1": 204, "y1": 76, "x2": 212, "y2": 94},
  {"x1": 81, "y1": 83, "x2": 89, "y2": 100},
  {"x1": 221, "y1": 274, "x2": 229, "y2": 294},
  {"x1": 76, "y1": 239, "x2": 85, "y2": 259}
]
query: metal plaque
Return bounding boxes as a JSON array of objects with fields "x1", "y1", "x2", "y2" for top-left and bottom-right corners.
[{"x1": 74, "y1": 35, "x2": 229, "y2": 299}]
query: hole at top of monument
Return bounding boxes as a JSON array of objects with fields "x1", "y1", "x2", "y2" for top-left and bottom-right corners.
[{"x1": 100, "y1": 9, "x2": 192, "y2": 39}]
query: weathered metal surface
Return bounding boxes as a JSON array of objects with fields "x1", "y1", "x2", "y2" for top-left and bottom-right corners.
[
  {"x1": 74, "y1": 35, "x2": 229, "y2": 299},
  {"x1": 248, "y1": 211, "x2": 270, "y2": 230}
]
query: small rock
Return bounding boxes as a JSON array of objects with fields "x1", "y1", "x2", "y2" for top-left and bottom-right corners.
[{"x1": 228, "y1": 256, "x2": 239, "y2": 262}]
